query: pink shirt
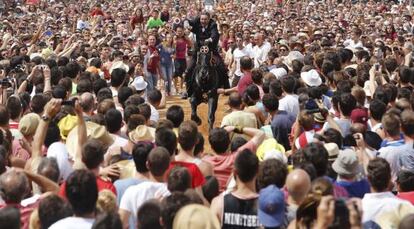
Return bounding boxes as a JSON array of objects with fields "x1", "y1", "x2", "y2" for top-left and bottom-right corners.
[
  {"x1": 12, "y1": 139, "x2": 31, "y2": 161},
  {"x1": 0, "y1": 196, "x2": 41, "y2": 229},
  {"x1": 203, "y1": 140, "x2": 257, "y2": 192}
]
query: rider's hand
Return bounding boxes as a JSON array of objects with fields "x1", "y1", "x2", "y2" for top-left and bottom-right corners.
[
  {"x1": 205, "y1": 38, "x2": 213, "y2": 43},
  {"x1": 217, "y1": 88, "x2": 225, "y2": 94}
]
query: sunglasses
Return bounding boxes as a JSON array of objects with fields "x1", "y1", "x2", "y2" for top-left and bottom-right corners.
[{"x1": 279, "y1": 48, "x2": 288, "y2": 52}]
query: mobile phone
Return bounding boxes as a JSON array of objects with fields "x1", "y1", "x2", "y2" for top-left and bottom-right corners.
[
  {"x1": 61, "y1": 100, "x2": 75, "y2": 106},
  {"x1": 44, "y1": 30, "x2": 53, "y2": 37},
  {"x1": 375, "y1": 63, "x2": 380, "y2": 71}
]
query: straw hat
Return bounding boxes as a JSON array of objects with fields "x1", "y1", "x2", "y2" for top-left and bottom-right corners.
[
  {"x1": 66, "y1": 121, "x2": 115, "y2": 159},
  {"x1": 173, "y1": 204, "x2": 220, "y2": 229},
  {"x1": 58, "y1": 115, "x2": 78, "y2": 140},
  {"x1": 128, "y1": 125, "x2": 155, "y2": 143}
]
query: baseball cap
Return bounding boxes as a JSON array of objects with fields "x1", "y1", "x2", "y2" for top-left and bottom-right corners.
[
  {"x1": 258, "y1": 185, "x2": 285, "y2": 228},
  {"x1": 350, "y1": 108, "x2": 368, "y2": 126},
  {"x1": 19, "y1": 113, "x2": 40, "y2": 136},
  {"x1": 324, "y1": 142, "x2": 340, "y2": 162}
]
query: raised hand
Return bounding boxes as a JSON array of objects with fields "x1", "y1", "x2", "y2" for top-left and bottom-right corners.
[{"x1": 44, "y1": 98, "x2": 62, "y2": 118}]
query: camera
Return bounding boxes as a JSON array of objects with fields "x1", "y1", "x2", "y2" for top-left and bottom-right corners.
[
  {"x1": 10, "y1": 64, "x2": 25, "y2": 73},
  {"x1": 0, "y1": 78, "x2": 12, "y2": 88},
  {"x1": 62, "y1": 98, "x2": 78, "y2": 107}
]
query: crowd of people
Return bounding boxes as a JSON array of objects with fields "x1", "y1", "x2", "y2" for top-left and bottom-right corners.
[{"x1": 3, "y1": 0, "x2": 414, "y2": 228}]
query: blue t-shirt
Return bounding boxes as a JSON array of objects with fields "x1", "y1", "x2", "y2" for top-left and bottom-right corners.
[
  {"x1": 114, "y1": 178, "x2": 143, "y2": 204},
  {"x1": 271, "y1": 110, "x2": 296, "y2": 150},
  {"x1": 114, "y1": 178, "x2": 144, "y2": 229},
  {"x1": 335, "y1": 179, "x2": 370, "y2": 198}
]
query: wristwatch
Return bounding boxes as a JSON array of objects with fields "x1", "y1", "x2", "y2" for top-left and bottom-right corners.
[{"x1": 41, "y1": 114, "x2": 50, "y2": 122}]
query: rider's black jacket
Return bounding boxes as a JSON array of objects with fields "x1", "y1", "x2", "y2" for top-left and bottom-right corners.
[{"x1": 188, "y1": 17, "x2": 220, "y2": 54}]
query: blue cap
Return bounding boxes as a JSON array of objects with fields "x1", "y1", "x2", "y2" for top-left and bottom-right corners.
[{"x1": 258, "y1": 185, "x2": 286, "y2": 227}]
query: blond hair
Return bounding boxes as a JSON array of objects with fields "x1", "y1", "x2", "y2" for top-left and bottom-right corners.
[{"x1": 96, "y1": 190, "x2": 117, "y2": 213}]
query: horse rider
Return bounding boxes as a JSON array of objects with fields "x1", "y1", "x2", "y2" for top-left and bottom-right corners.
[{"x1": 182, "y1": 11, "x2": 229, "y2": 99}]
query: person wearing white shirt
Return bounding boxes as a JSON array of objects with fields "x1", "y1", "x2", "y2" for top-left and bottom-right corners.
[
  {"x1": 119, "y1": 147, "x2": 171, "y2": 229},
  {"x1": 362, "y1": 158, "x2": 414, "y2": 227},
  {"x1": 344, "y1": 27, "x2": 364, "y2": 49},
  {"x1": 231, "y1": 36, "x2": 250, "y2": 87},
  {"x1": 252, "y1": 33, "x2": 271, "y2": 68},
  {"x1": 76, "y1": 13, "x2": 90, "y2": 30},
  {"x1": 279, "y1": 76, "x2": 299, "y2": 117},
  {"x1": 47, "y1": 142, "x2": 73, "y2": 181},
  {"x1": 146, "y1": 89, "x2": 166, "y2": 125}
]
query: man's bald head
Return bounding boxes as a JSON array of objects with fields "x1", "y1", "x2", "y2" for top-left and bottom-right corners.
[
  {"x1": 80, "y1": 92, "x2": 95, "y2": 113},
  {"x1": 286, "y1": 169, "x2": 311, "y2": 204},
  {"x1": 0, "y1": 170, "x2": 29, "y2": 204}
]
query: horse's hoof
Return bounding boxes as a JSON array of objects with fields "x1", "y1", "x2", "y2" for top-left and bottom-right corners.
[{"x1": 191, "y1": 115, "x2": 202, "y2": 126}]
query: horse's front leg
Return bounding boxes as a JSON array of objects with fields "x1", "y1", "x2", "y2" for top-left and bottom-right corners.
[
  {"x1": 190, "y1": 95, "x2": 202, "y2": 126},
  {"x1": 207, "y1": 92, "x2": 218, "y2": 130}
]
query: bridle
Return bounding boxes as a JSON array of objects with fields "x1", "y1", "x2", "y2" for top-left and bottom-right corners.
[{"x1": 199, "y1": 45, "x2": 215, "y2": 65}]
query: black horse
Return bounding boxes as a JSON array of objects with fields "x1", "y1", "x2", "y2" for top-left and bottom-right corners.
[{"x1": 190, "y1": 45, "x2": 219, "y2": 130}]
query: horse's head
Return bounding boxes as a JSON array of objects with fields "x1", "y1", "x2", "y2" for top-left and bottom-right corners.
[
  {"x1": 197, "y1": 45, "x2": 212, "y2": 67},
  {"x1": 194, "y1": 46, "x2": 216, "y2": 93}
]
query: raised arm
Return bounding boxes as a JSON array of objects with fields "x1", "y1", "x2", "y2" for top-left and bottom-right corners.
[
  {"x1": 43, "y1": 65, "x2": 52, "y2": 94},
  {"x1": 73, "y1": 100, "x2": 87, "y2": 167},
  {"x1": 25, "y1": 99, "x2": 62, "y2": 172},
  {"x1": 24, "y1": 169, "x2": 60, "y2": 193},
  {"x1": 32, "y1": 99, "x2": 62, "y2": 159},
  {"x1": 224, "y1": 126, "x2": 266, "y2": 146},
  {"x1": 209, "y1": 21, "x2": 220, "y2": 46},
  {"x1": 240, "y1": 126, "x2": 266, "y2": 146}
]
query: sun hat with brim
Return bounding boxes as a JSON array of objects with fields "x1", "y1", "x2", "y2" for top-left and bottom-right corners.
[
  {"x1": 332, "y1": 149, "x2": 359, "y2": 176},
  {"x1": 283, "y1": 51, "x2": 304, "y2": 70},
  {"x1": 66, "y1": 121, "x2": 115, "y2": 159},
  {"x1": 131, "y1": 76, "x2": 148, "y2": 91},
  {"x1": 19, "y1": 113, "x2": 40, "y2": 136},
  {"x1": 258, "y1": 185, "x2": 285, "y2": 228},
  {"x1": 113, "y1": 160, "x2": 136, "y2": 179},
  {"x1": 263, "y1": 149, "x2": 288, "y2": 164},
  {"x1": 270, "y1": 67, "x2": 287, "y2": 79},
  {"x1": 58, "y1": 115, "x2": 78, "y2": 140},
  {"x1": 173, "y1": 204, "x2": 220, "y2": 229},
  {"x1": 256, "y1": 138, "x2": 286, "y2": 162},
  {"x1": 128, "y1": 125, "x2": 155, "y2": 144},
  {"x1": 314, "y1": 112, "x2": 326, "y2": 123},
  {"x1": 301, "y1": 69, "x2": 322, "y2": 87}
]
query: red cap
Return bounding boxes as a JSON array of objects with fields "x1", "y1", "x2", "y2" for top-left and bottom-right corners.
[{"x1": 350, "y1": 108, "x2": 368, "y2": 125}]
